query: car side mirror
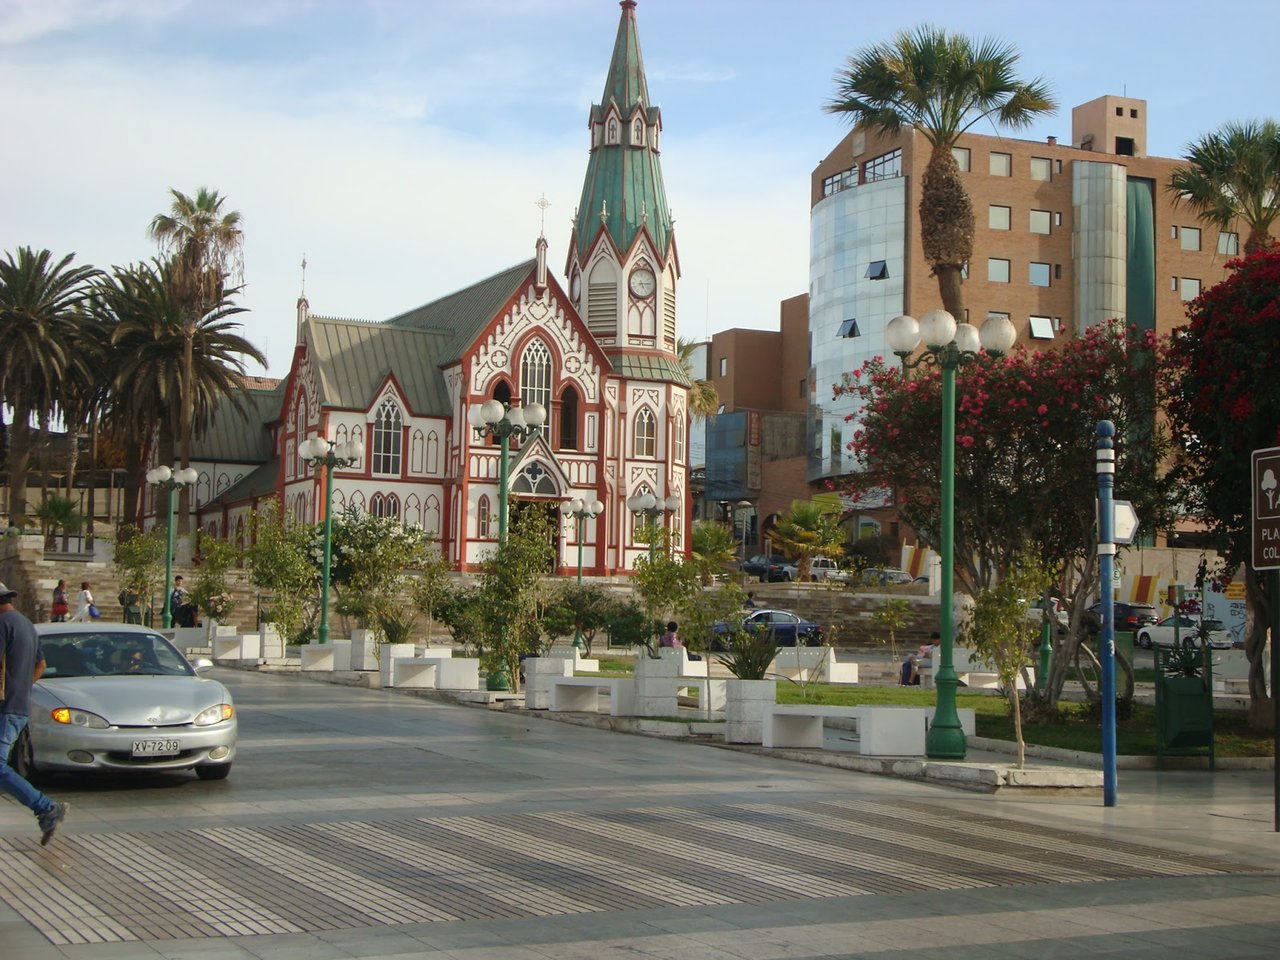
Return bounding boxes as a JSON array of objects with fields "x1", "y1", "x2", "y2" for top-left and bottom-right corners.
[{"x1": 190, "y1": 657, "x2": 214, "y2": 673}]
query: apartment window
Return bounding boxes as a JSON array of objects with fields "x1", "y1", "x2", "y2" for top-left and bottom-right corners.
[
  {"x1": 1116, "y1": 107, "x2": 1124, "y2": 117},
  {"x1": 1170, "y1": 226, "x2": 1179, "y2": 239},
  {"x1": 798, "y1": 378, "x2": 806, "y2": 399},
  {"x1": 1054, "y1": 264, "x2": 1062, "y2": 279},
  {"x1": 837, "y1": 318, "x2": 861, "y2": 338},
  {"x1": 1029, "y1": 262, "x2": 1051, "y2": 287},
  {"x1": 1115, "y1": 137, "x2": 1135, "y2": 156},
  {"x1": 1054, "y1": 212, "x2": 1062, "y2": 226},
  {"x1": 633, "y1": 408, "x2": 657, "y2": 457},
  {"x1": 1029, "y1": 316, "x2": 1055, "y2": 339},
  {"x1": 988, "y1": 258, "x2": 1010, "y2": 283},
  {"x1": 1130, "y1": 109, "x2": 1138, "y2": 118},
  {"x1": 371, "y1": 398, "x2": 403, "y2": 476},
  {"x1": 862, "y1": 149, "x2": 902, "y2": 183},
  {"x1": 865, "y1": 260, "x2": 889, "y2": 280},
  {"x1": 1029, "y1": 209, "x2": 1051, "y2": 235},
  {"x1": 1218, "y1": 232, "x2": 1239, "y2": 255},
  {"x1": 1180, "y1": 226, "x2": 1201, "y2": 251},
  {"x1": 718, "y1": 357, "x2": 727, "y2": 377},
  {"x1": 952, "y1": 146, "x2": 970, "y2": 171},
  {"x1": 989, "y1": 152, "x2": 1012, "y2": 176},
  {"x1": 988, "y1": 311, "x2": 1011, "y2": 323},
  {"x1": 1030, "y1": 157, "x2": 1051, "y2": 181},
  {"x1": 1171, "y1": 276, "x2": 1178, "y2": 291},
  {"x1": 988, "y1": 205, "x2": 1011, "y2": 230},
  {"x1": 1179, "y1": 278, "x2": 1201, "y2": 301},
  {"x1": 822, "y1": 166, "x2": 857, "y2": 197}
]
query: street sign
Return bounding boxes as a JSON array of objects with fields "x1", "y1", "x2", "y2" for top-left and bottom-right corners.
[
  {"x1": 1113, "y1": 499, "x2": 1139, "y2": 545},
  {"x1": 1253, "y1": 446, "x2": 1280, "y2": 571}
]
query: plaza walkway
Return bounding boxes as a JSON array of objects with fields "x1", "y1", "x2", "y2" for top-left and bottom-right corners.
[{"x1": 1, "y1": 667, "x2": 1276, "y2": 959}]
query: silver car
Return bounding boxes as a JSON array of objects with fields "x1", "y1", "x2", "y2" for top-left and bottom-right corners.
[{"x1": 12, "y1": 623, "x2": 237, "y2": 780}]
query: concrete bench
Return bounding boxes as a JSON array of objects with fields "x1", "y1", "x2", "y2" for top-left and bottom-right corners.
[
  {"x1": 549, "y1": 676, "x2": 637, "y2": 716},
  {"x1": 546, "y1": 646, "x2": 600, "y2": 673},
  {"x1": 301, "y1": 639, "x2": 352, "y2": 672},
  {"x1": 386, "y1": 655, "x2": 480, "y2": 691},
  {"x1": 763, "y1": 704, "x2": 862, "y2": 749},
  {"x1": 212, "y1": 634, "x2": 261, "y2": 661},
  {"x1": 855, "y1": 706, "x2": 930, "y2": 756},
  {"x1": 768, "y1": 647, "x2": 858, "y2": 685},
  {"x1": 653, "y1": 647, "x2": 709, "y2": 678},
  {"x1": 920, "y1": 647, "x2": 1030, "y2": 690},
  {"x1": 924, "y1": 706, "x2": 977, "y2": 738},
  {"x1": 761, "y1": 704, "x2": 965, "y2": 756},
  {"x1": 523, "y1": 657, "x2": 575, "y2": 709}
]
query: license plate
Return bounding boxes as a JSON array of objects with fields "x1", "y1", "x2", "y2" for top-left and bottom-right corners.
[{"x1": 132, "y1": 739, "x2": 180, "y2": 757}]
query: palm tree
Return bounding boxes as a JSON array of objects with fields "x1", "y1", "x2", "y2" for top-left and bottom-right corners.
[
  {"x1": 1168, "y1": 119, "x2": 1280, "y2": 255},
  {"x1": 677, "y1": 338, "x2": 718, "y2": 421},
  {"x1": 827, "y1": 26, "x2": 1055, "y2": 319},
  {"x1": 96, "y1": 260, "x2": 265, "y2": 527},
  {"x1": 0, "y1": 247, "x2": 101, "y2": 524},
  {"x1": 769, "y1": 500, "x2": 845, "y2": 583},
  {"x1": 690, "y1": 520, "x2": 736, "y2": 585},
  {"x1": 148, "y1": 187, "x2": 246, "y2": 530}
]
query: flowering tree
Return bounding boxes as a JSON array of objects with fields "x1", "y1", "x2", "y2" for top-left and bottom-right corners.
[
  {"x1": 315, "y1": 508, "x2": 432, "y2": 632},
  {"x1": 836, "y1": 321, "x2": 1176, "y2": 714},
  {"x1": 1159, "y1": 247, "x2": 1280, "y2": 726}
]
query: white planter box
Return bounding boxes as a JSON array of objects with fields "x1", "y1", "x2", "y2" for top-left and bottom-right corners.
[
  {"x1": 524, "y1": 657, "x2": 574, "y2": 709},
  {"x1": 301, "y1": 638, "x2": 351, "y2": 672},
  {"x1": 724, "y1": 678, "x2": 776, "y2": 744},
  {"x1": 378, "y1": 644, "x2": 418, "y2": 687},
  {"x1": 259, "y1": 623, "x2": 284, "y2": 660},
  {"x1": 634, "y1": 675, "x2": 679, "y2": 717},
  {"x1": 348, "y1": 630, "x2": 384, "y2": 671},
  {"x1": 213, "y1": 634, "x2": 261, "y2": 661}
]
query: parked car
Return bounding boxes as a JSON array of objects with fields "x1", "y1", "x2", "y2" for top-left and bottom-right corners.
[
  {"x1": 739, "y1": 554, "x2": 797, "y2": 582},
  {"x1": 1136, "y1": 615, "x2": 1233, "y2": 650},
  {"x1": 808, "y1": 557, "x2": 849, "y2": 583},
  {"x1": 1087, "y1": 601, "x2": 1160, "y2": 635},
  {"x1": 8, "y1": 623, "x2": 238, "y2": 781},
  {"x1": 860, "y1": 567, "x2": 916, "y2": 587},
  {"x1": 711, "y1": 609, "x2": 823, "y2": 649}
]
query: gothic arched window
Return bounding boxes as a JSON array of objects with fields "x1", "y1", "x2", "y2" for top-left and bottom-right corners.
[
  {"x1": 371, "y1": 398, "x2": 403, "y2": 476},
  {"x1": 633, "y1": 408, "x2": 656, "y2": 458},
  {"x1": 520, "y1": 340, "x2": 551, "y2": 439},
  {"x1": 559, "y1": 385, "x2": 579, "y2": 450}
]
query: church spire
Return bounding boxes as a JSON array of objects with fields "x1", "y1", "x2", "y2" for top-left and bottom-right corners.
[{"x1": 570, "y1": 0, "x2": 674, "y2": 267}]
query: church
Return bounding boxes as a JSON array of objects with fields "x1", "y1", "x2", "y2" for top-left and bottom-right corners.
[{"x1": 182, "y1": 0, "x2": 691, "y2": 575}]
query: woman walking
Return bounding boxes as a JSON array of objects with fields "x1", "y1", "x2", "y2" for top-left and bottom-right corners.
[
  {"x1": 70, "y1": 581, "x2": 96, "y2": 622},
  {"x1": 50, "y1": 580, "x2": 69, "y2": 622}
]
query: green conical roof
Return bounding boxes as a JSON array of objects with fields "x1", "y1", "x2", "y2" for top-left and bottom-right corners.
[{"x1": 573, "y1": 0, "x2": 673, "y2": 265}]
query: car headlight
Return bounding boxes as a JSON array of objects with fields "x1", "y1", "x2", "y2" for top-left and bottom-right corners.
[
  {"x1": 51, "y1": 707, "x2": 109, "y2": 728},
  {"x1": 194, "y1": 703, "x2": 234, "y2": 726}
]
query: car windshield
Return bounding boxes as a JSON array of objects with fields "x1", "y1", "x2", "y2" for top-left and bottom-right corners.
[{"x1": 41, "y1": 631, "x2": 195, "y2": 678}]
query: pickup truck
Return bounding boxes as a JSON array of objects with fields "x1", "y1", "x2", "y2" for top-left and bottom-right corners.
[{"x1": 808, "y1": 557, "x2": 849, "y2": 582}]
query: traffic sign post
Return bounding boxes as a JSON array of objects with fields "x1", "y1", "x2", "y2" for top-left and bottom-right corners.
[{"x1": 1250, "y1": 446, "x2": 1280, "y2": 833}]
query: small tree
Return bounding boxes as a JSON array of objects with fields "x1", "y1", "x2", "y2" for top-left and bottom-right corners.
[
  {"x1": 245, "y1": 502, "x2": 314, "y2": 644},
  {"x1": 633, "y1": 528, "x2": 701, "y2": 655},
  {"x1": 319, "y1": 508, "x2": 431, "y2": 632},
  {"x1": 690, "y1": 520, "x2": 737, "y2": 585},
  {"x1": 544, "y1": 582, "x2": 614, "y2": 655},
  {"x1": 678, "y1": 580, "x2": 747, "y2": 656},
  {"x1": 963, "y1": 552, "x2": 1052, "y2": 768},
  {"x1": 476, "y1": 508, "x2": 555, "y2": 691},
  {"x1": 437, "y1": 587, "x2": 486, "y2": 652},
  {"x1": 870, "y1": 596, "x2": 910, "y2": 662},
  {"x1": 409, "y1": 542, "x2": 453, "y2": 645},
  {"x1": 112, "y1": 524, "x2": 166, "y2": 623},
  {"x1": 190, "y1": 537, "x2": 240, "y2": 623},
  {"x1": 33, "y1": 495, "x2": 84, "y2": 549}
]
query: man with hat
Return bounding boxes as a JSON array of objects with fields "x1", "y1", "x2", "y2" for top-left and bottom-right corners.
[{"x1": 0, "y1": 581, "x2": 68, "y2": 845}]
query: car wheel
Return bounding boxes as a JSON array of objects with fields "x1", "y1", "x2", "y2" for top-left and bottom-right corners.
[
  {"x1": 1138, "y1": 633, "x2": 1151, "y2": 650},
  {"x1": 6, "y1": 726, "x2": 35, "y2": 783},
  {"x1": 758, "y1": 574, "x2": 767, "y2": 583},
  {"x1": 782, "y1": 572, "x2": 792, "y2": 582},
  {"x1": 195, "y1": 763, "x2": 231, "y2": 781},
  {"x1": 810, "y1": 575, "x2": 819, "y2": 582}
]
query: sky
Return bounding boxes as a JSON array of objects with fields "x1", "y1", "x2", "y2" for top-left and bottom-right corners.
[{"x1": 3, "y1": 0, "x2": 1278, "y2": 378}]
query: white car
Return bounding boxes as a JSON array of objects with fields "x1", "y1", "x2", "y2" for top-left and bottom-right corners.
[
  {"x1": 808, "y1": 557, "x2": 849, "y2": 582},
  {"x1": 9, "y1": 623, "x2": 238, "y2": 781},
  {"x1": 1136, "y1": 615, "x2": 1232, "y2": 650}
]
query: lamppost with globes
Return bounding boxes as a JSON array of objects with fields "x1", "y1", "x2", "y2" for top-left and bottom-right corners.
[
  {"x1": 559, "y1": 496, "x2": 605, "y2": 649},
  {"x1": 145, "y1": 464, "x2": 199, "y2": 628},
  {"x1": 468, "y1": 400, "x2": 547, "y2": 546},
  {"x1": 627, "y1": 492, "x2": 682, "y2": 562},
  {"x1": 884, "y1": 308, "x2": 1017, "y2": 760},
  {"x1": 298, "y1": 435, "x2": 365, "y2": 645}
]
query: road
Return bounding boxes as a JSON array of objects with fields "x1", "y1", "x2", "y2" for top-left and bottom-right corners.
[{"x1": 1, "y1": 667, "x2": 1277, "y2": 959}]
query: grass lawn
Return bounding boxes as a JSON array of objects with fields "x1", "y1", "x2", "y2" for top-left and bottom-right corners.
[{"x1": 774, "y1": 682, "x2": 1273, "y2": 758}]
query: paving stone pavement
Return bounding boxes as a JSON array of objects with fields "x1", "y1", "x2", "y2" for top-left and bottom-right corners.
[{"x1": 1, "y1": 667, "x2": 1277, "y2": 959}]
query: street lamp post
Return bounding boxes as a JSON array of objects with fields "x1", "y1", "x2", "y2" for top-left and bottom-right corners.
[
  {"x1": 560, "y1": 496, "x2": 605, "y2": 649},
  {"x1": 886, "y1": 309, "x2": 1017, "y2": 760},
  {"x1": 468, "y1": 400, "x2": 547, "y2": 546},
  {"x1": 299, "y1": 436, "x2": 364, "y2": 645},
  {"x1": 145, "y1": 464, "x2": 199, "y2": 628},
  {"x1": 627, "y1": 492, "x2": 681, "y2": 562}
]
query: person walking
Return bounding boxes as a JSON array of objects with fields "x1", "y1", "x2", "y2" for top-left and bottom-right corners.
[
  {"x1": 0, "y1": 582, "x2": 69, "y2": 845},
  {"x1": 50, "y1": 580, "x2": 69, "y2": 622},
  {"x1": 70, "y1": 581, "x2": 96, "y2": 622},
  {"x1": 118, "y1": 585, "x2": 142, "y2": 625},
  {"x1": 170, "y1": 575, "x2": 192, "y2": 627}
]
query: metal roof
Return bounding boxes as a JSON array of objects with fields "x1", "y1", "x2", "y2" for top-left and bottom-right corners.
[
  {"x1": 209, "y1": 455, "x2": 279, "y2": 506},
  {"x1": 613, "y1": 352, "x2": 691, "y2": 386},
  {"x1": 305, "y1": 318, "x2": 454, "y2": 416},
  {"x1": 190, "y1": 384, "x2": 282, "y2": 463}
]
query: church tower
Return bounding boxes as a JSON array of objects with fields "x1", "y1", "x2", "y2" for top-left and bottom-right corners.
[
  {"x1": 568, "y1": 0, "x2": 680, "y2": 362},
  {"x1": 568, "y1": 0, "x2": 690, "y2": 568}
]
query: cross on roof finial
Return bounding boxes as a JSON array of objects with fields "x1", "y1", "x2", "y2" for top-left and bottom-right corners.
[
  {"x1": 300, "y1": 254, "x2": 307, "y2": 297},
  {"x1": 535, "y1": 193, "x2": 551, "y2": 237}
]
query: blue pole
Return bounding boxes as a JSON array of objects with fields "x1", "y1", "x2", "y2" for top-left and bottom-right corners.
[{"x1": 1096, "y1": 420, "x2": 1118, "y2": 807}]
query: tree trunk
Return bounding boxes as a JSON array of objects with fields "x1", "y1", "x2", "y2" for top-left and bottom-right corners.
[
  {"x1": 61, "y1": 422, "x2": 80, "y2": 552},
  {"x1": 86, "y1": 412, "x2": 98, "y2": 547},
  {"x1": 37, "y1": 412, "x2": 51, "y2": 501},
  {"x1": 121, "y1": 441, "x2": 143, "y2": 530},
  {"x1": 7, "y1": 404, "x2": 32, "y2": 526},
  {"x1": 1244, "y1": 567, "x2": 1274, "y2": 730},
  {"x1": 1243, "y1": 227, "x2": 1271, "y2": 256},
  {"x1": 178, "y1": 327, "x2": 194, "y2": 533},
  {"x1": 919, "y1": 146, "x2": 973, "y2": 320}
]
